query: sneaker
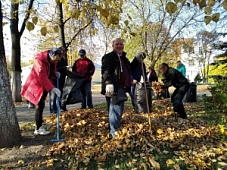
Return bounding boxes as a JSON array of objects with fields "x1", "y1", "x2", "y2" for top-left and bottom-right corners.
[{"x1": 34, "y1": 127, "x2": 50, "y2": 135}]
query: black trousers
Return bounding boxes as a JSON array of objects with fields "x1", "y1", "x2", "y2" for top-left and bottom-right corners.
[
  {"x1": 171, "y1": 83, "x2": 190, "y2": 119},
  {"x1": 35, "y1": 90, "x2": 48, "y2": 129}
]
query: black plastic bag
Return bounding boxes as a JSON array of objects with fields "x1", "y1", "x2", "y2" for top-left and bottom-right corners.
[
  {"x1": 111, "y1": 88, "x2": 128, "y2": 104},
  {"x1": 185, "y1": 82, "x2": 197, "y2": 102},
  {"x1": 134, "y1": 82, "x2": 152, "y2": 113},
  {"x1": 61, "y1": 72, "x2": 86, "y2": 105}
]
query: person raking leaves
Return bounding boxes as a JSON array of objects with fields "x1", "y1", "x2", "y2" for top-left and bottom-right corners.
[
  {"x1": 159, "y1": 63, "x2": 190, "y2": 119},
  {"x1": 21, "y1": 48, "x2": 62, "y2": 135}
]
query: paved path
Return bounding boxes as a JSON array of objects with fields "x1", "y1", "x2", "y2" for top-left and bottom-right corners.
[
  {"x1": 16, "y1": 91, "x2": 211, "y2": 126},
  {"x1": 16, "y1": 94, "x2": 106, "y2": 126}
]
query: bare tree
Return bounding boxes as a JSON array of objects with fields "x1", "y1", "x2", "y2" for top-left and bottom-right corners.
[{"x1": 123, "y1": 0, "x2": 205, "y2": 67}]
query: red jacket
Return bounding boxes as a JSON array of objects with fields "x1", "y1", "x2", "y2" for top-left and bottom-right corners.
[
  {"x1": 72, "y1": 57, "x2": 95, "y2": 81},
  {"x1": 21, "y1": 51, "x2": 56, "y2": 105}
]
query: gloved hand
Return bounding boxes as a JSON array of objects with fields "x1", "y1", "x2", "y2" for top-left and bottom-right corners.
[
  {"x1": 56, "y1": 71, "x2": 61, "y2": 79},
  {"x1": 51, "y1": 88, "x2": 61, "y2": 97},
  {"x1": 106, "y1": 84, "x2": 114, "y2": 94}
]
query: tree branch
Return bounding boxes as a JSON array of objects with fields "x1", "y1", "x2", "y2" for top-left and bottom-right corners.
[{"x1": 19, "y1": 0, "x2": 35, "y2": 37}]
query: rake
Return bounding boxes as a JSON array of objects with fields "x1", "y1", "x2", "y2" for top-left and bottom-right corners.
[{"x1": 51, "y1": 78, "x2": 65, "y2": 143}]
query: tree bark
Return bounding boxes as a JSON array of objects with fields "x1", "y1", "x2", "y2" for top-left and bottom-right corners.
[
  {"x1": 10, "y1": 0, "x2": 34, "y2": 102},
  {"x1": 10, "y1": 1, "x2": 22, "y2": 102},
  {"x1": 0, "y1": 1, "x2": 21, "y2": 148}
]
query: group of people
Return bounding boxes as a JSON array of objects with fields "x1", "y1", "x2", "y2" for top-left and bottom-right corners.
[
  {"x1": 101, "y1": 38, "x2": 189, "y2": 138},
  {"x1": 21, "y1": 48, "x2": 95, "y2": 135},
  {"x1": 21, "y1": 37, "x2": 189, "y2": 138}
]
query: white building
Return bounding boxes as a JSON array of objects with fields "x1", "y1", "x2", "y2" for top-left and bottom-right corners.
[{"x1": 176, "y1": 39, "x2": 216, "y2": 83}]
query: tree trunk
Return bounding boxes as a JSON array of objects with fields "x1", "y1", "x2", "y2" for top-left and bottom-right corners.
[
  {"x1": 0, "y1": 1, "x2": 21, "y2": 148},
  {"x1": 10, "y1": 0, "x2": 34, "y2": 102},
  {"x1": 57, "y1": 2, "x2": 68, "y2": 61},
  {"x1": 10, "y1": 1, "x2": 22, "y2": 102}
]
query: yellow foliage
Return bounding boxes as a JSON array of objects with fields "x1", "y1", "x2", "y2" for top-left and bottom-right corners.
[
  {"x1": 43, "y1": 99, "x2": 227, "y2": 169},
  {"x1": 166, "y1": 2, "x2": 177, "y2": 15},
  {"x1": 26, "y1": 22, "x2": 34, "y2": 31}
]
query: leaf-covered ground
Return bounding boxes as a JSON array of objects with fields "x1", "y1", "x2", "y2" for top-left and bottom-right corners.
[{"x1": 1, "y1": 98, "x2": 227, "y2": 170}]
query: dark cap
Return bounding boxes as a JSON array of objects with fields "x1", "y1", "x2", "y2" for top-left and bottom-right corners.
[
  {"x1": 78, "y1": 49, "x2": 86, "y2": 56},
  {"x1": 49, "y1": 48, "x2": 62, "y2": 58}
]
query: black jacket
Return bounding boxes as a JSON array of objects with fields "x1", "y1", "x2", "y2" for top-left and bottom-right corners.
[
  {"x1": 130, "y1": 57, "x2": 147, "y2": 82},
  {"x1": 162, "y1": 67, "x2": 189, "y2": 88},
  {"x1": 101, "y1": 51, "x2": 131, "y2": 95}
]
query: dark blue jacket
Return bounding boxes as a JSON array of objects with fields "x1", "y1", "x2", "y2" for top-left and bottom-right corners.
[{"x1": 130, "y1": 57, "x2": 147, "y2": 82}]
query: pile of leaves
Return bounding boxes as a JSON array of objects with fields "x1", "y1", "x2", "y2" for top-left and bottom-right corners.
[
  {"x1": 152, "y1": 82, "x2": 163, "y2": 93},
  {"x1": 37, "y1": 99, "x2": 227, "y2": 169}
]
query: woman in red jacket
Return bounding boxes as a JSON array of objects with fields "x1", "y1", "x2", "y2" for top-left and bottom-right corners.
[{"x1": 21, "y1": 48, "x2": 62, "y2": 135}]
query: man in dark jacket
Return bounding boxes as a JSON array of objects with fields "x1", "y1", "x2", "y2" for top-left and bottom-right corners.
[
  {"x1": 72, "y1": 49, "x2": 95, "y2": 109},
  {"x1": 101, "y1": 38, "x2": 131, "y2": 138},
  {"x1": 159, "y1": 63, "x2": 189, "y2": 119},
  {"x1": 130, "y1": 52, "x2": 147, "y2": 110}
]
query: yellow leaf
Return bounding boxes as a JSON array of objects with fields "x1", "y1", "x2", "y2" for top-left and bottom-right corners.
[
  {"x1": 211, "y1": 13, "x2": 220, "y2": 22},
  {"x1": 166, "y1": 159, "x2": 175, "y2": 166},
  {"x1": 204, "y1": 16, "x2": 211, "y2": 25},
  {"x1": 218, "y1": 124, "x2": 225, "y2": 134},
  {"x1": 17, "y1": 159, "x2": 24, "y2": 165},
  {"x1": 193, "y1": 0, "x2": 199, "y2": 5},
  {"x1": 53, "y1": 26, "x2": 59, "y2": 33},
  {"x1": 222, "y1": 0, "x2": 227, "y2": 10},
  {"x1": 46, "y1": 159, "x2": 54, "y2": 167},
  {"x1": 204, "y1": 7, "x2": 212, "y2": 15},
  {"x1": 26, "y1": 22, "x2": 34, "y2": 31},
  {"x1": 149, "y1": 157, "x2": 160, "y2": 169},
  {"x1": 32, "y1": 16, "x2": 38, "y2": 25},
  {"x1": 173, "y1": 163, "x2": 180, "y2": 169},
  {"x1": 199, "y1": 0, "x2": 206, "y2": 9},
  {"x1": 40, "y1": 27, "x2": 47, "y2": 36},
  {"x1": 208, "y1": 0, "x2": 215, "y2": 6},
  {"x1": 218, "y1": 161, "x2": 227, "y2": 166},
  {"x1": 157, "y1": 129, "x2": 163, "y2": 135},
  {"x1": 71, "y1": 9, "x2": 80, "y2": 19},
  {"x1": 124, "y1": 20, "x2": 129, "y2": 26},
  {"x1": 166, "y1": 2, "x2": 177, "y2": 15},
  {"x1": 77, "y1": 120, "x2": 86, "y2": 125}
]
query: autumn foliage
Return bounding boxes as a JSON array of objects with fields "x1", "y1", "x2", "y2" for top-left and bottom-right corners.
[{"x1": 39, "y1": 99, "x2": 227, "y2": 169}]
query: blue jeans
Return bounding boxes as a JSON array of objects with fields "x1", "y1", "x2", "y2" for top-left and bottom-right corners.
[
  {"x1": 81, "y1": 81, "x2": 93, "y2": 108},
  {"x1": 108, "y1": 97, "x2": 125, "y2": 137}
]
